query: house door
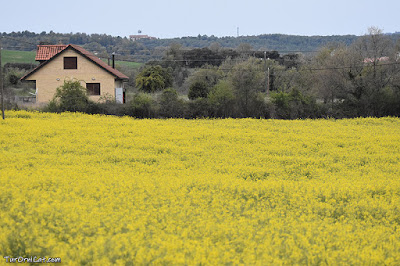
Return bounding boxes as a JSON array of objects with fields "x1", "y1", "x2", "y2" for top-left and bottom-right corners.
[{"x1": 115, "y1": 88, "x2": 124, "y2": 104}]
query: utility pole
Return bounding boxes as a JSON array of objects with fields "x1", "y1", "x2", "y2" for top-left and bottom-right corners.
[
  {"x1": 0, "y1": 36, "x2": 4, "y2": 120},
  {"x1": 267, "y1": 67, "x2": 270, "y2": 95},
  {"x1": 264, "y1": 51, "x2": 270, "y2": 96}
]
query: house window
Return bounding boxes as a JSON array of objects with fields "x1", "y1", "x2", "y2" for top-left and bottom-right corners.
[
  {"x1": 86, "y1": 83, "x2": 100, "y2": 95},
  {"x1": 64, "y1": 57, "x2": 77, "y2": 69}
]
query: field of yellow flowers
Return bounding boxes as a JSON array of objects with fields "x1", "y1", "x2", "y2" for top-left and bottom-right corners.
[{"x1": 0, "y1": 111, "x2": 400, "y2": 265}]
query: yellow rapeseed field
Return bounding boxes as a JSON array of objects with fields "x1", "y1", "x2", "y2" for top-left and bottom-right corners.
[{"x1": 0, "y1": 111, "x2": 400, "y2": 265}]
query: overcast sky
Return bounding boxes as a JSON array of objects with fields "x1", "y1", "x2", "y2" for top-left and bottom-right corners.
[{"x1": 1, "y1": 0, "x2": 399, "y2": 38}]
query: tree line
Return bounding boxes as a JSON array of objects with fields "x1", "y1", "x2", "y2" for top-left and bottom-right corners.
[
  {"x1": 4, "y1": 30, "x2": 400, "y2": 63},
  {"x1": 42, "y1": 27, "x2": 400, "y2": 119}
]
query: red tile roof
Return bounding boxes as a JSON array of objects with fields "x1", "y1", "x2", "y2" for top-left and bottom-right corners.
[
  {"x1": 35, "y1": 45, "x2": 67, "y2": 61},
  {"x1": 69, "y1": 44, "x2": 129, "y2": 80},
  {"x1": 22, "y1": 44, "x2": 129, "y2": 81}
]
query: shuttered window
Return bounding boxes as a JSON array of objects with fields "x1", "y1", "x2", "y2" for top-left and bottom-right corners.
[
  {"x1": 64, "y1": 57, "x2": 77, "y2": 69},
  {"x1": 86, "y1": 83, "x2": 100, "y2": 95}
]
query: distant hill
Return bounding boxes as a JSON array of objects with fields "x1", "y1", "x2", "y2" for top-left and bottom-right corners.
[
  {"x1": 138, "y1": 34, "x2": 360, "y2": 53},
  {"x1": 1, "y1": 31, "x2": 400, "y2": 62}
]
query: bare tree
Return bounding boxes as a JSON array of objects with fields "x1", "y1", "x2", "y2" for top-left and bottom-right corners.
[{"x1": 309, "y1": 27, "x2": 400, "y2": 117}]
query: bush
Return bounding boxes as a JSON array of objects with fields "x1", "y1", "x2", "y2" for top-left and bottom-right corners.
[
  {"x1": 48, "y1": 80, "x2": 90, "y2": 112},
  {"x1": 4, "y1": 68, "x2": 26, "y2": 87},
  {"x1": 130, "y1": 93, "x2": 156, "y2": 118},
  {"x1": 4, "y1": 63, "x2": 35, "y2": 71},
  {"x1": 8, "y1": 74, "x2": 19, "y2": 86},
  {"x1": 208, "y1": 80, "x2": 236, "y2": 118},
  {"x1": 270, "y1": 91, "x2": 290, "y2": 119},
  {"x1": 270, "y1": 89, "x2": 323, "y2": 119},
  {"x1": 251, "y1": 93, "x2": 270, "y2": 118},
  {"x1": 159, "y1": 88, "x2": 186, "y2": 118},
  {"x1": 188, "y1": 81, "x2": 209, "y2": 100},
  {"x1": 187, "y1": 98, "x2": 211, "y2": 118},
  {"x1": 85, "y1": 102, "x2": 108, "y2": 115},
  {"x1": 43, "y1": 99, "x2": 61, "y2": 112}
]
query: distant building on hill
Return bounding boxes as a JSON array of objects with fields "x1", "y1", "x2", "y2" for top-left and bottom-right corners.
[
  {"x1": 129, "y1": 35, "x2": 157, "y2": 41},
  {"x1": 363, "y1": 56, "x2": 390, "y2": 64}
]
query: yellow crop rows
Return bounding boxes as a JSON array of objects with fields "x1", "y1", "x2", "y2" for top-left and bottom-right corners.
[{"x1": 1, "y1": 111, "x2": 400, "y2": 265}]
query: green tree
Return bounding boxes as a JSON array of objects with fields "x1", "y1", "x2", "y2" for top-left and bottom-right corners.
[
  {"x1": 270, "y1": 89, "x2": 320, "y2": 119},
  {"x1": 229, "y1": 57, "x2": 264, "y2": 117},
  {"x1": 186, "y1": 67, "x2": 223, "y2": 99},
  {"x1": 187, "y1": 98, "x2": 211, "y2": 118},
  {"x1": 159, "y1": 88, "x2": 186, "y2": 118},
  {"x1": 162, "y1": 43, "x2": 188, "y2": 87},
  {"x1": 135, "y1": 65, "x2": 172, "y2": 93},
  {"x1": 236, "y1": 43, "x2": 253, "y2": 54},
  {"x1": 130, "y1": 93, "x2": 156, "y2": 118},
  {"x1": 188, "y1": 81, "x2": 209, "y2": 100},
  {"x1": 50, "y1": 79, "x2": 90, "y2": 112},
  {"x1": 208, "y1": 80, "x2": 236, "y2": 117}
]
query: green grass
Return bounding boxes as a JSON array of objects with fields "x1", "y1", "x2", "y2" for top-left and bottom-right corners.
[
  {"x1": 1, "y1": 50, "x2": 37, "y2": 66},
  {"x1": 115, "y1": 60, "x2": 142, "y2": 69},
  {"x1": 101, "y1": 58, "x2": 142, "y2": 69}
]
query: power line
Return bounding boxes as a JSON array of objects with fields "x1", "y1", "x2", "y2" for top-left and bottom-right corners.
[{"x1": 193, "y1": 61, "x2": 400, "y2": 73}]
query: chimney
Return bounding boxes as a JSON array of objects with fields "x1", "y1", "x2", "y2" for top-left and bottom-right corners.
[{"x1": 112, "y1": 52, "x2": 115, "y2": 69}]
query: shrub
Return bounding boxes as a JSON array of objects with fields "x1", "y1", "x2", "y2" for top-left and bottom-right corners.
[
  {"x1": 187, "y1": 98, "x2": 211, "y2": 118},
  {"x1": 130, "y1": 93, "x2": 156, "y2": 118},
  {"x1": 159, "y1": 88, "x2": 186, "y2": 118},
  {"x1": 188, "y1": 81, "x2": 209, "y2": 100},
  {"x1": 208, "y1": 80, "x2": 236, "y2": 118},
  {"x1": 49, "y1": 80, "x2": 90, "y2": 112},
  {"x1": 270, "y1": 89, "x2": 322, "y2": 119}
]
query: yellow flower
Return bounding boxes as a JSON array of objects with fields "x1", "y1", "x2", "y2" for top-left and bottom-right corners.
[{"x1": 0, "y1": 111, "x2": 399, "y2": 264}]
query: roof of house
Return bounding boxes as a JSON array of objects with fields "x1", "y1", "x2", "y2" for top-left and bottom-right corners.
[
  {"x1": 363, "y1": 56, "x2": 390, "y2": 64},
  {"x1": 22, "y1": 44, "x2": 129, "y2": 81},
  {"x1": 35, "y1": 45, "x2": 68, "y2": 61}
]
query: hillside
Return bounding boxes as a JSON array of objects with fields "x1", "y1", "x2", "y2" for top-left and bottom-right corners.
[
  {"x1": 3, "y1": 31, "x2": 399, "y2": 63},
  {"x1": 1, "y1": 49, "x2": 37, "y2": 67}
]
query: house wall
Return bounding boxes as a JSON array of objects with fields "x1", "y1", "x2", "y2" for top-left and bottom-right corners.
[{"x1": 26, "y1": 49, "x2": 117, "y2": 103}]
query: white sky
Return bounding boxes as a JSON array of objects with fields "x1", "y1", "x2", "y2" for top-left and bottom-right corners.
[{"x1": 1, "y1": 0, "x2": 399, "y2": 38}]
